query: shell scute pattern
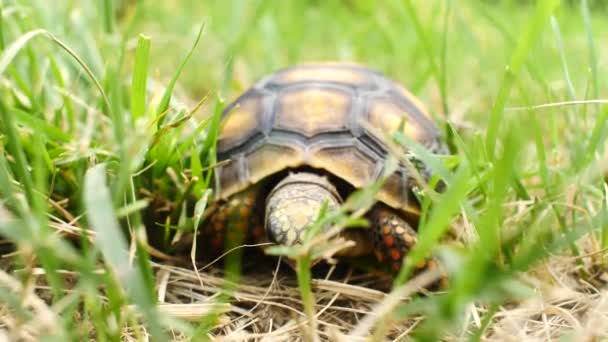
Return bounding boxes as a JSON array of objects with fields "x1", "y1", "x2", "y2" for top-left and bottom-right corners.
[{"x1": 216, "y1": 63, "x2": 446, "y2": 213}]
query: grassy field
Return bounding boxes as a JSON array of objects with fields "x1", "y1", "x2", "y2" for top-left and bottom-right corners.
[{"x1": 0, "y1": 0, "x2": 607, "y2": 341}]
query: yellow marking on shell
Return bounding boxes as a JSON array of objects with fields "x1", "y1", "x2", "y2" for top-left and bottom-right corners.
[
  {"x1": 378, "y1": 173, "x2": 420, "y2": 216},
  {"x1": 218, "y1": 160, "x2": 243, "y2": 200},
  {"x1": 246, "y1": 144, "x2": 304, "y2": 185},
  {"x1": 276, "y1": 66, "x2": 368, "y2": 86},
  {"x1": 382, "y1": 225, "x2": 391, "y2": 235},
  {"x1": 395, "y1": 84, "x2": 431, "y2": 119},
  {"x1": 310, "y1": 146, "x2": 376, "y2": 189},
  {"x1": 367, "y1": 100, "x2": 422, "y2": 140},
  {"x1": 395, "y1": 226, "x2": 405, "y2": 235},
  {"x1": 217, "y1": 98, "x2": 260, "y2": 148},
  {"x1": 277, "y1": 89, "x2": 350, "y2": 137}
]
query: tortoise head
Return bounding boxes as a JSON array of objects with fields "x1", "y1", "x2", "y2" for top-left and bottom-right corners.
[{"x1": 264, "y1": 172, "x2": 342, "y2": 254}]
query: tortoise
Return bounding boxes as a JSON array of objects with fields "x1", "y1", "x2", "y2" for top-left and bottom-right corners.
[{"x1": 202, "y1": 62, "x2": 447, "y2": 273}]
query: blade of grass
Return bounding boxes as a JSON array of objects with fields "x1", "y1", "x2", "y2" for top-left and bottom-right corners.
[
  {"x1": 0, "y1": 150, "x2": 23, "y2": 215},
  {"x1": 550, "y1": 16, "x2": 576, "y2": 100},
  {"x1": 297, "y1": 253, "x2": 319, "y2": 342},
  {"x1": 394, "y1": 161, "x2": 472, "y2": 286},
  {"x1": 48, "y1": 55, "x2": 76, "y2": 133},
  {"x1": 156, "y1": 23, "x2": 205, "y2": 128},
  {"x1": 102, "y1": 0, "x2": 114, "y2": 33},
  {"x1": 583, "y1": 105, "x2": 608, "y2": 168},
  {"x1": 0, "y1": 99, "x2": 34, "y2": 208},
  {"x1": 0, "y1": 29, "x2": 111, "y2": 116},
  {"x1": 439, "y1": 0, "x2": 455, "y2": 152},
  {"x1": 131, "y1": 34, "x2": 151, "y2": 122},
  {"x1": 516, "y1": 80, "x2": 581, "y2": 259},
  {"x1": 202, "y1": 98, "x2": 224, "y2": 191},
  {"x1": 0, "y1": 4, "x2": 5, "y2": 51},
  {"x1": 581, "y1": 0, "x2": 598, "y2": 105},
  {"x1": 603, "y1": 184, "x2": 608, "y2": 253},
  {"x1": 83, "y1": 164, "x2": 166, "y2": 340},
  {"x1": 0, "y1": 28, "x2": 46, "y2": 77},
  {"x1": 485, "y1": 0, "x2": 559, "y2": 158},
  {"x1": 12, "y1": 108, "x2": 71, "y2": 142}
]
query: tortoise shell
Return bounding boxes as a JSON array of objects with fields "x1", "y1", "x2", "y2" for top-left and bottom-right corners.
[{"x1": 215, "y1": 63, "x2": 446, "y2": 215}]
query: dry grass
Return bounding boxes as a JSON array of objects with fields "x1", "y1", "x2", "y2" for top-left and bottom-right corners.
[
  {"x1": 1, "y1": 208, "x2": 606, "y2": 341},
  {"x1": 1, "y1": 257, "x2": 606, "y2": 341}
]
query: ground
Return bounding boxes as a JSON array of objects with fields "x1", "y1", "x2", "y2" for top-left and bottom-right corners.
[{"x1": 0, "y1": 0, "x2": 607, "y2": 341}]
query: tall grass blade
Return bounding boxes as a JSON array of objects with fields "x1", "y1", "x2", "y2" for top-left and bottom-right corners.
[
  {"x1": 0, "y1": 100, "x2": 34, "y2": 207},
  {"x1": 581, "y1": 0, "x2": 598, "y2": 103},
  {"x1": 156, "y1": 23, "x2": 205, "y2": 127},
  {"x1": 394, "y1": 161, "x2": 471, "y2": 286},
  {"x1": 84, "y1": 164, "x2": 166, "y2": 339},
  {"x1": 131, "y1": 34, "x2": 151, "y2": 122},
  {"x1": 485, "y1": 0, "x2": 559, "y2": 158}
]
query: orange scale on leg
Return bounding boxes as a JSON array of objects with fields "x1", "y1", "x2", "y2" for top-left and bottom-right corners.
[
  {"x1": 392, "y1": 262, "x2": 401, "y2": 273},
  {"x1": 383, "y1": 235, "x2": 394, "y2": 247},
  {"x1": 390, "y1": 248, "x2": 401, "y2": 261}
]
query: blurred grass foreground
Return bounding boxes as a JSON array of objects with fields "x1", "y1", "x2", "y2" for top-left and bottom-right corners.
[{"x1": 0, "y1": 0, "x2": 607, "y2": 341}]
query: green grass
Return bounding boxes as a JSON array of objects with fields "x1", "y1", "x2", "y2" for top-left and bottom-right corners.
[{"x1": 0, "y1": 0, "x2": 607, "y2": 340}]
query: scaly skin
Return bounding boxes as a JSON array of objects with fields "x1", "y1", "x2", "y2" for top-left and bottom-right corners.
[
  {"x1": 368, "y1": 205, "x2": 419, "y2": 273},
  {"x1": 368, "y1": 205, "x2": 445, "y2": 286},
  {"x1": 203, "y1": 188, "x2": 264, "y2": 258},
  {"x1": 265, "y1": 172, "x2": 341, "y2": 246}
]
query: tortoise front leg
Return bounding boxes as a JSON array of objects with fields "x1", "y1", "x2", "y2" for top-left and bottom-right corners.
[
  {"x1": 369, "y1": 205, "x2": 445, "y2": 286},
  {"x1": 201, "y1": 188, "x2": 264, "y2": 259},
  {"x1": 368, "y1": 204, "x2": 419, "y2": 273}
]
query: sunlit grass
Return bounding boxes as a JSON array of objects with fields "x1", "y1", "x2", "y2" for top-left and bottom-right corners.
[{"x1": 0, "y1": 0, "x2": 607, "y2": 340}]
